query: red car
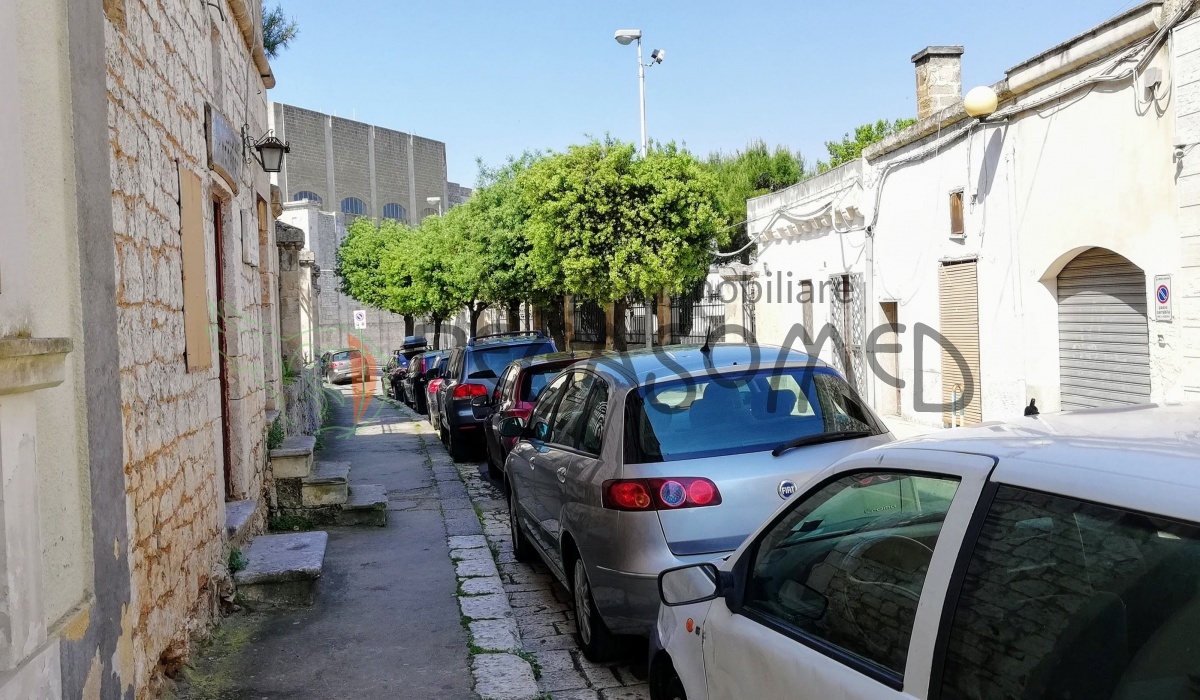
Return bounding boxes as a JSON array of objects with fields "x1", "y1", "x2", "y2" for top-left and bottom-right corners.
[{"x1": 481, "y1": 352, "x2": 599, "y2": 479}]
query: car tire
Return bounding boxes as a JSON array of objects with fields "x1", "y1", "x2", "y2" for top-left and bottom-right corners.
[
  {"x1": 663, "y1": 674, "x2": 686, "y2": 700},
  {"x1": 571, "y1": 555, "x2": 620, "y2": 662},
  {"x1": 447, "y1": 427, "x2": 470, "y2": 462},
  {"x1": 508, "y1": 488, "x2": 536, "y2": 563},
  {"x1": 485, "y1": 448, "x2": 503, "y2": 480}
]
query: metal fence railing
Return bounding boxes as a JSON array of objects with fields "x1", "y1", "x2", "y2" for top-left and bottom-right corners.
[
  {"x1": 572, "y1": 299, "x2": 606, "y2": 345},
  {"x1": 670, "y1": 287, "x2": 725, "y2": 344}
]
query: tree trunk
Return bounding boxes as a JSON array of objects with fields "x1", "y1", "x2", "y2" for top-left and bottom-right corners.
[
  {"x1": 432, "y1": 316, "x2": 442, "y2": 349},
  {"x1": 404, "y1": 314, "x2": 414, "y2": 336},
  {"x1": 507, "y1": 300, "x2": 521, "y2": 331}
]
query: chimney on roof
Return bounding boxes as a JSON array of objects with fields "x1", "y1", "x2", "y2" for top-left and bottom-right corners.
[{"x1": 912, "y1": 46, "x2": 964, "y2": 120}]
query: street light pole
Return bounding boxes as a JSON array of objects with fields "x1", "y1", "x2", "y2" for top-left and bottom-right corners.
[
  {"x1": 615, "y1": 28, "x2": 665, "y2": 350},
  {"x1": 636, "y1": 38, "x2": 647, "y2": 157}
]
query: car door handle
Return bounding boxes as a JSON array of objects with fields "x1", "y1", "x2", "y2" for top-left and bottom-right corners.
[{"x1": 556, "y1": 466, "x2": 568, "y2": 483}]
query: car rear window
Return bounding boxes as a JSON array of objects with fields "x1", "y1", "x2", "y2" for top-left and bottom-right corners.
[
  {"x1": 520, "y1": 364, "x2": 568, "y2": 403},
  {"x1": 624, "y1": 368, "x2": 881, "y2": 462},
  {"x1": 467, "y1": 341, "x2": 555, "y2": 380},
  {"x1": 332, "y1": 350, "x2": 360, "y2": 362}
]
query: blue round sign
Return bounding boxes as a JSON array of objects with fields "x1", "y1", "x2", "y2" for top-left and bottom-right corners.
[
  {"x1": 1158, "y1": 285, "x2": 1170, "y2": 304},
  {"x1": 778, "y1": 480, "x2": 797, "y2": 500}
]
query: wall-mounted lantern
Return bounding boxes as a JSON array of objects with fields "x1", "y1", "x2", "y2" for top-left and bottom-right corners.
[{"x1": 242, "y1": 126, "x2": 290, "y2": 173}]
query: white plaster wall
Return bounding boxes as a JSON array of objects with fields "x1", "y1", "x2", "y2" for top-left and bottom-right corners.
[
  {"x1": 748, "y1": 164, "x2": 868, "y2": 368},
  {"x1": 15, "y1": 0, "x2": 93, "y2": 636},
  {"x1": 868, "y1": 38, "x2": 1176, "y2": 426},
  {"x1": 1011, "y1": 42, "x2": 1177, "y2": 410}
]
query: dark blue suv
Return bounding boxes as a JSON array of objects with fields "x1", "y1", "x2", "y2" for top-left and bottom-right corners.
[{"x1": 436, "y1": 331, "x2": 556, "y2": 463}]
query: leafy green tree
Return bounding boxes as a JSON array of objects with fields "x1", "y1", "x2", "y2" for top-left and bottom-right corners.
[
  {"x1": 335, "y1": 217, "x2": 411, "y2": 311},
  {"x1": 379, "y1": 219, "x2": 462, "y2": 348},
  {"x1": 705, "y1": 141, "x2": 808, "y2": 262},
  {"x1": 817, "y1": 118, "x2": 916, "y2": 172},
  {"x1": 262, "y1": 3, "x2": 299, "y2": 60},
  {"x1": 519, "y1": 139, "x2": 727, "y2": 303}
]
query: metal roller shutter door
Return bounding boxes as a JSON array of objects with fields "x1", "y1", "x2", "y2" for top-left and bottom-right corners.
[
  {"x1": 1057, "y1": 248, "x2": 1150, "y2": 409},
  {"x1": 939, "y1": 261, "x2": 982, "y2": 426}
]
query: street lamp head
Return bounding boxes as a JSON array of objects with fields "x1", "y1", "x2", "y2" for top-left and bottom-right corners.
[
  {"x1": 426, "y1": 196, "x2": 442, "y2": 204},
  {"x1": 614, "y1": 29, "x2": 642, "y2": 45},
  {"x1": 650, "y1": 48, "x2": 665, "y2": 64}
]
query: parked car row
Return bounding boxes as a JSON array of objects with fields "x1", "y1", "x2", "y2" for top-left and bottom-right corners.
[{"x1": 464, "y1": 339, "x2": 1200, "y2": 700}]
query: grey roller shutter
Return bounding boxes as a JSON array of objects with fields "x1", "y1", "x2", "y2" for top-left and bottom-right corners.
[
  {"x1": 1057, "y1": 248, "x2": 1150, "y2": 409},
  {"x1": 939, "y1": 261, "x2": 982, "y2": 426}
]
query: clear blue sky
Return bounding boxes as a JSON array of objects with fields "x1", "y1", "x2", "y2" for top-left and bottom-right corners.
[{"x1": 268, "y1": 0, "x2": 1139, "y2": 185}]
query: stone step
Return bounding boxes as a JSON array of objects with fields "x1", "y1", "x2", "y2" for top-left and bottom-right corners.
[
  {"x1": 225, "y1": 499, "x2": 259, "y2": 548},
  {"x1": 302, "y1": 461, "x2": 350, "y2": 507},
  {"x1": 234, "y1": 531, "x2": 328, "y2": 608},
  {"x1": 270, "y1": 435, "x2": 316, "y2": 479},
  {"x1": 337, "y1": 484, "x2": 388, "y2": 527}
]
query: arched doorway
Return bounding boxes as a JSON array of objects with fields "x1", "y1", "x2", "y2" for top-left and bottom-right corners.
[{"x1": 1057, "y1": 247, "x2": 1150, "y2": 409}]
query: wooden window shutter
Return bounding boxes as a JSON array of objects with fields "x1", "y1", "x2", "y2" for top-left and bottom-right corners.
[{"x1": 180, "y1": 167, "x2": 212, "y2": 371}]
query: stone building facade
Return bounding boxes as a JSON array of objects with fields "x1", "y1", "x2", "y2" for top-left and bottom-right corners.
[
  {"x1": 0, "y1": 0, "x2": 284, "y2": 697},
  {"x1": 103, "y1": 0, "x2": 281, "y2": 694}
]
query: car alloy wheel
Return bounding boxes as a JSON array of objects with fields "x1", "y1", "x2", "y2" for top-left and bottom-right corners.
[
  {"x1": 571, "y1": 556, "x2": 619, "y2": 661},
  {"x1": 509, "y1": 489, "x2": 535, "y2": 563},
  {"x1": 574, "y1": 558, "x2": 594, "y2": 646}
]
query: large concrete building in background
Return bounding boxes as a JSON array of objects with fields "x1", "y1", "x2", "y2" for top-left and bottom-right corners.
[
  {"x1": 270, "y1": 103, "x2": 482, "y2": 355},
  {"x1": 270, "y1": 102, "x2": 470, "y2": 224}
]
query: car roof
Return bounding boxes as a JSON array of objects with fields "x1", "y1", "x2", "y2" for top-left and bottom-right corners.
[
  {"x1": 510, "y1": 351, "x2": 607, "y2": 370},
  {"x1": 574, "y1": 343, "x2": 829, "y2": 386},
  {"x1": 885, "y1": 403, "x2": 1200, "y2": 522}
]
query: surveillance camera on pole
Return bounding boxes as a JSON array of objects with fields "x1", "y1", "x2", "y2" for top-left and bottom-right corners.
[{"x1": 650, "y1": 49, "x2": 665, "y2": 64}]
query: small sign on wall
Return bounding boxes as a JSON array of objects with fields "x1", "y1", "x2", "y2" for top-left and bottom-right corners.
[
  {"x1": 353, "y1": 310, "x2": 367, "y2": 330},
  {"x1": 1155, "y1": 274, "x2": 1173, "y2": 322},
  {"x1": 205, "y1": 103, "x2": 242, "y2": 195}
]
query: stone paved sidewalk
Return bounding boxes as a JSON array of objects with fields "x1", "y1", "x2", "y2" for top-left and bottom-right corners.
[{"x1": 381, "y1": 388, "x2": 651, "y2": 700}]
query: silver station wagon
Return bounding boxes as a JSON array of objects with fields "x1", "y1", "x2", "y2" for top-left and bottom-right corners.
[{"x1": 499, "y1": 344, "x2": 893, "y2": 660}]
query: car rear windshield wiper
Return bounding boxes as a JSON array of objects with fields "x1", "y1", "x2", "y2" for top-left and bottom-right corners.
[{"x1": 771, "y1": 430, "x2": 874, "y2": 457}]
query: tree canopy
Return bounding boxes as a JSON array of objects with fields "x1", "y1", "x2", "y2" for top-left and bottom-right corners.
[
  {"x1": 262, "y1": 4, "x2": 299, "y2": 60},
  {"x1": 817, "y1": 118, "x2": 916, "y2": 172},
  {"x1": 705, "y1": 141, "x2": 809, "y2": 261},
  {"x1": 335, "y1": 138, "x2": 733, "y2": 336},
  {"x1": 521, "y1": 140, "x2": 727, "y2": 303}
]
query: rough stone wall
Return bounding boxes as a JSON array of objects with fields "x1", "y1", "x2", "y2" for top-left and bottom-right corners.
[
  {"x1": 331, "y1": 117, "x2": 371, "y2": 217},
  {"x1": 375, "y1": 127, "x2": 413, "y2": 223},
  {"x1": 104, "y1": 0, "x2": 272, "y2": 694},
  {"x1": 413, "y1": 136, "x2": 448, "y2": 222},
  {"x1": 913, "y1": 47, "x2": 963, "y2": 120}
]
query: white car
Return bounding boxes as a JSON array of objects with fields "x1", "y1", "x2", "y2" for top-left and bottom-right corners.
[{"x1": 648, "y1": 404, "x2": 1200, "y2": 700}]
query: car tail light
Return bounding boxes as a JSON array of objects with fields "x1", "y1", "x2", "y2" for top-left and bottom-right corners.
[
  {"x1": 452, "y1": 382, "x2": 488, "y2": 400},
  {"x1": 333, "y1": 360, "x2": 349, "y2": 368},
  {"x1": 428, "y1": 379, "x2": 443, "y2": 393},
  {"x1": 602, "y1": 478, "x2": 722, "y2": 511}
]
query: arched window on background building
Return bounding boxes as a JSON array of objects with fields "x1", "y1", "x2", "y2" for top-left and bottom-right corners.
[
  {"x1": 382, "y1": 203, "x2": 407, "y2": 222},
  {"x1": 421, "y1": 207, "x2": 438, "y2": 219},
  {"x1": 292, "y1": 191, "x2": 322, "y2": 206},
  {"x1": 341, "y1": 197, "x2": 366, "y2": 216}
]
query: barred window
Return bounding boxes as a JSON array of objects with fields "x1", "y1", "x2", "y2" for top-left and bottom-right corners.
[
  {"x1": 382, "y1": 203, "x2": 407, "y2": 222},
  {"x1": 292, "y1": 191, "x2": 322, "y2": 206},
  {"x1": 341, "y1": 197, "x2": 366, "y2": 216}
]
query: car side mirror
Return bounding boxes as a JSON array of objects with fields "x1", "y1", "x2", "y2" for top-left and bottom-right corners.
[
  {"x1": 532, "y1": 420, "x2": 550, "y2": 442},
  {"x1": 472, "y1": 393, "x2": 492, "y2": 408},
  {"x1": 497, "y1": 417, "x2": 525, "y2": 437},
  {"x1": 659, "y1": 563, "x2": 722, "y2": 606}
]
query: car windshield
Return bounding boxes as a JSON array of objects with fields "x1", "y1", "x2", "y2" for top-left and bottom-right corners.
[
  {"x1": 467, "y1": 341, "x2": 555, "y2": 380},
  {"x1": 520, "y1": 364, "x2": 567, "y2": 403},
  {"x1": 626, "y1": 368, "x2": 881, "y2": 462}
]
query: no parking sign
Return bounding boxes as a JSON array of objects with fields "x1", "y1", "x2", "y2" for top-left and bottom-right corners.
[
  {"x1": 353, "y1": 309, "x2": 367, "y2": 330},
  {"x1": 1155, "y1": 275, "x2": 1172, "y2": 322}
]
